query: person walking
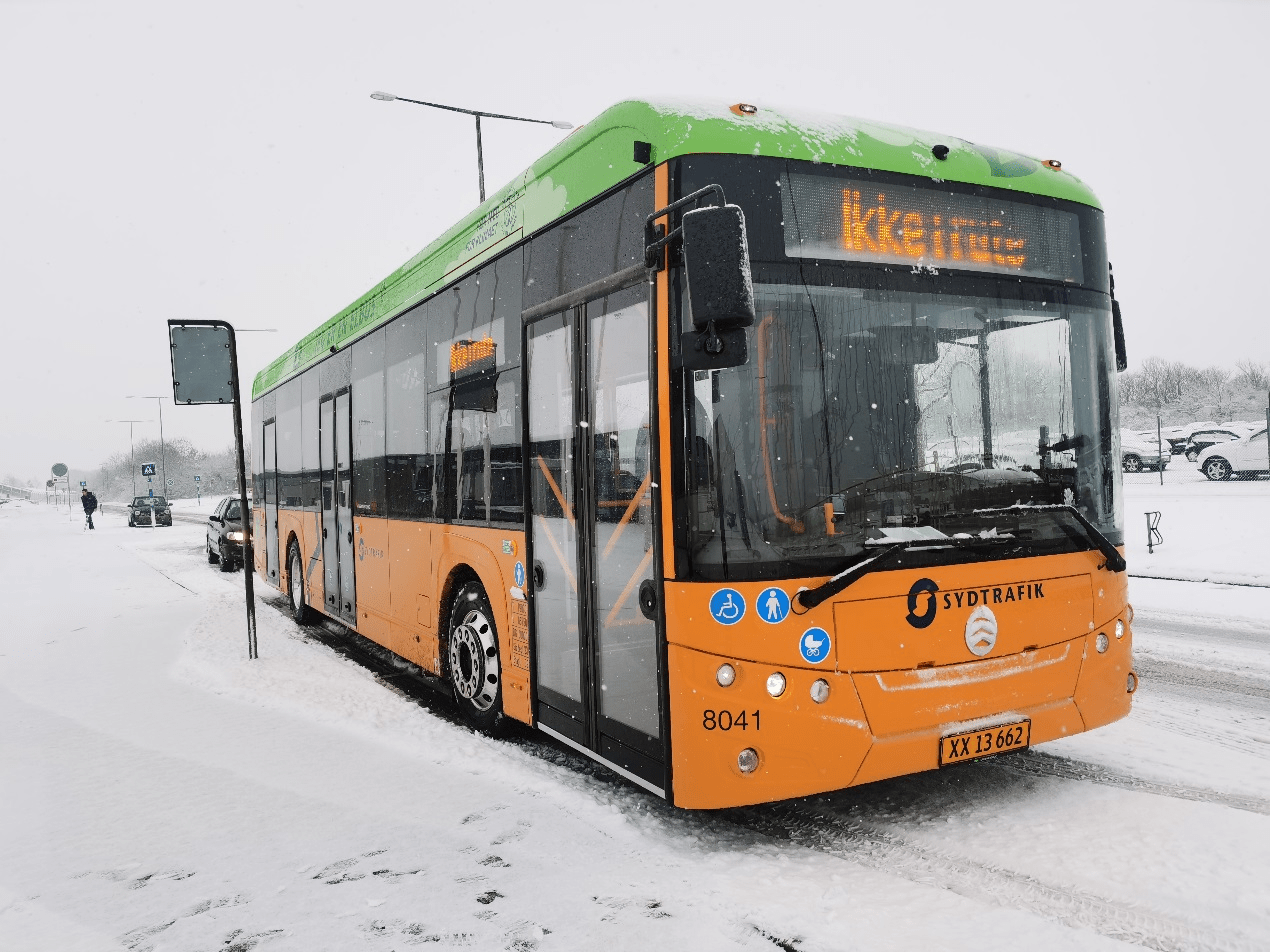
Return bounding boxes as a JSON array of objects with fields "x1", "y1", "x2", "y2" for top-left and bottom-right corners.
[{"x1": 81, "y1": 488, "x2": 98, "y2": 530}]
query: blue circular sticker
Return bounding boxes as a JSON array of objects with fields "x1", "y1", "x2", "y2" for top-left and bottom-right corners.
[
  {"x1": 513, "y1": 561, "x2": 526, "y2": 588},
  {"x1": 799, "y1": 627, "x2": 832, "y2": 664},
  {"x1": 758, "y1": 587, "x2": 790, "y2": 624},
  {"x1": 709, "y1": 588, "x2": 746, "y2": 625}
]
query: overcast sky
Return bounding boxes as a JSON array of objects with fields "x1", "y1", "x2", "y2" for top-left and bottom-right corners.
[{"x1": 2, "y1": 0, "x2": 1266, "y2": 482}]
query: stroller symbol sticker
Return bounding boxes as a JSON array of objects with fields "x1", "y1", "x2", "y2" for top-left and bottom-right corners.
[
  {"x1": 709, "y1": 588, "x2": 746, "y2": 625},
  {"x1": 799, "y1": 627, "x2": 832, "y2": 664},
  {"x1": 759, "y1": 587, "x2": 790, "y2": 624},
  {"x1": 513, "y1": 561, "x2": 525, "y2": 588}
]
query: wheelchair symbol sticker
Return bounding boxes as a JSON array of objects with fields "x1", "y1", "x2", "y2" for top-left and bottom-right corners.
[
  {"x1": 799, "y1": 627, "x2": 832, "y2": 664},
  {"x1": 709, "y1": 588, "x2": 746, "y2": 625},
  {"x1": 513, "y1": 561, "x2": 525, "y2": 588},
  {"x1": 759, "y1": 587, "x2": 790, "y2": 624}
]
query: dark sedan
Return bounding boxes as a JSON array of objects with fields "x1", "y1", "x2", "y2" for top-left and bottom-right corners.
[
  {"x1": 128, "y1": 495, "x2": 173, "y2": 526},
  {"x1": 206, "y1": 497, "x2": 246, "y2": 571}
]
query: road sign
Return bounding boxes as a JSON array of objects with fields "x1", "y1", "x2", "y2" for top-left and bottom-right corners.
[
  {"x1": 51, "y1": 463, "x2": 68, "y2": 477},
  {"x1": 166, "y1": 478, "x2": 173, "y2": 486},
  {"x1": 141, "y1": 462, "x2": 157, "y2": 476},
  {"x1": 80, "y1": 481, "x2": 86, "y2": 488},
  {"x1": 194, "y1": 475, "x2": 201, "y2": 482}
]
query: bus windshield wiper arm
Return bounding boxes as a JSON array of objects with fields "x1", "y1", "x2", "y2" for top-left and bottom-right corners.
[
  {"x1": 794, "y1": 529, "x2": 1021, "y2": 611},
  {"x1": 974, "y1": 504, "x2": 1126, "y2": 573},
  {"x1": 794, "y1": 545, "x2": 908, "y2": 611}
]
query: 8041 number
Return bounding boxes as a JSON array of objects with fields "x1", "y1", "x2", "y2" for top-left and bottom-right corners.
[{"x1": 703, "y1": 710, "x2": 760, "y2": 731}]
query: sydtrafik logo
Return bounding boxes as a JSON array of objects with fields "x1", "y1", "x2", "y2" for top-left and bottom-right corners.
[{"x1": 965, "y1": 605, "x2": 999, "y2": 657}]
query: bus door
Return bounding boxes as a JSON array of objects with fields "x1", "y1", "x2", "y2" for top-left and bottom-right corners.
[
  {"x1": 526, "y1": 284, "x2": 664, "y2": 795},
  {"x1": 320, "y1": 392, "x2": 356, "y2": 623},
  {"x1": 263, "y1": 421, "x2": 279, "y2": 583}
]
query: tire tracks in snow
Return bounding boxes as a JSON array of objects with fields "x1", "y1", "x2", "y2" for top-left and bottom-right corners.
[
  {"x1": 1004, "y1": 750, "x2": 1270, "y2": 816},
  {"x1": 738, "y1": 805, "x2": 1258, "y2": 952}
]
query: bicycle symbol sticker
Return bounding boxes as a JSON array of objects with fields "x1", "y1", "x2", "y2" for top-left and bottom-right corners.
[
  {"x1": 759, "y1": 587, "x2": 790, "y2": 624},
  {"x1": 799, "y1": 627, "x2": 832, "y2": 664},
  {"x1": 709, "y1": 588, "x2": 746, "y2": 625}
]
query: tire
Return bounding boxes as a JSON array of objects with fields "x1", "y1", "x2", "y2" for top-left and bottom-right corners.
[
  {"x1": 287, "y1": 542, "x2": 313, "y2": 625},
  {"x1": 1186, "y1": 450, "x2": 1199, "y2": 462},
  {"x1": 219, "y1": 546, "x2": 236, "y2": 572},
  {"x1": 1203, "y1": 457, "x2": 1232, "y2": 481},
  {"x1": 207, "y1": 540, "x2": 220, "y2": 564},
  {"x1": 1122, "y1": 454, "x2": 1142, "y2": 473},
  {"x1": 446, "y1": 580, "x2": 505, "y2": 733}
]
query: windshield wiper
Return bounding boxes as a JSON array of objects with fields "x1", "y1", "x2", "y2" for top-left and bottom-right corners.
[
  {"x1": 973, "y1": 504, "x2": 1126, "y2": 573},
  {"x1": 794, "y1": 532, "x2": 1008, "y2": 610}
]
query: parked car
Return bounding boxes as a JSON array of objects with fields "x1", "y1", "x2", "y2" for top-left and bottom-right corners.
[
  {"x1": 1161, "y1": 421, "x2": 1217, "y2": 455},
  {"x1": 1196, "y1": 428, "x2": 1269, "y2": 480},
  {"x1": 128, "y1": 495, "x2": 172, "y2": 526},
  {"x1": 1183, "y1": 428, "x2": 1244, "y2": 462},
  {"x1": 1120, "y1": 431, "x2": 1169, "y2": 473},
  {"x1": 206, "y1": 496, "x2": 246, "y2": 571}
]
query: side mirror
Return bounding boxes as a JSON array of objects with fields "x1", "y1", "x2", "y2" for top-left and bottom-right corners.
[
  {"x1": 680, "y1": 204, "x2": 755, "y2": 371},
  {"x1": 1112, "y1": 299, "x2": 1128, "y2": 373},
  {"x1": 682, "y1": 204, "x2": 755, "y2": 329}
]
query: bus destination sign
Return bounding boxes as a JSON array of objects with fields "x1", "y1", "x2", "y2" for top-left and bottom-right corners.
[{"x1": 781, "y1": 172, "x2": 1084, "y2": 283}]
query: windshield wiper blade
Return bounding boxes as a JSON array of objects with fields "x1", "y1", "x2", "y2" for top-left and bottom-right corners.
[
  {"x1": 794, "y1": 533, "x2": 1003, "y2": 610},
  {"x1": 973, "y1": 504, "x2": 1126, "y2": 573},
  {"x1": 795, "y1": 545, "x2": 907, "y2": 611}
]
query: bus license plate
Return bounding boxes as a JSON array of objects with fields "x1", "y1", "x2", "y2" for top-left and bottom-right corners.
[{"x1": 940, "y1": 720, "x2": 1031, "y2": 766}]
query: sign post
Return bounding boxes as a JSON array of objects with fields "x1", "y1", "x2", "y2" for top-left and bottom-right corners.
[
  {"x1": 195, "y1": 474, "x2": 201, "y2": 505},
  {"x1": 167, "y1": 321, "x2": 257, "y2": 659},
  {"x1": 51, "y1": 463, "x2": 70, "y2": 519}
]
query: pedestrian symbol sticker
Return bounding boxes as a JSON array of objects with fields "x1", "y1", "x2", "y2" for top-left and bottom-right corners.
[
  {"x1": 759, "y1": 587, "x2": 790, "y2": 624},
  {"x1": 709, "y1": 588, "x2": 746, "y2": 625},
  {"x1": 799, "y1": 627, "x2": 832, "y2": 664},
  {"x1": 514, "y1": 561, "x2": 525, "y2": 588}
]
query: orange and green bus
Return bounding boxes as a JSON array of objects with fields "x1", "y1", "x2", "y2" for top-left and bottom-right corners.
[{"x1": 251, "y1": 99, "x2": 1135, "y2": 809}]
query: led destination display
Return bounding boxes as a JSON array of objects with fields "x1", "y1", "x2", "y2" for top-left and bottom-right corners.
[{"x1": 781, "y1": 172, "x2": 1084, "y2": 283}]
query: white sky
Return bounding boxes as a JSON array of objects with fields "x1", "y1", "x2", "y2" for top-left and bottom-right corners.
[{"x1": 2, "y1": 0, "x2": 1267, "y2": 482}]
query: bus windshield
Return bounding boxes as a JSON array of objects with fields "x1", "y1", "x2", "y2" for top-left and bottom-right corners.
[{"x1": 684, "y1": 282, "x2": 1122, "y2": 582}]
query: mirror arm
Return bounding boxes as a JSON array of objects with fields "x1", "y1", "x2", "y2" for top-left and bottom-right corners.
[{"x1": 644, "y1": 184, "x2": 729, "y2": 269}]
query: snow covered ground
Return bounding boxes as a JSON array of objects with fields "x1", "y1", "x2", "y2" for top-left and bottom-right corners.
[
  {"x1": 1122, "y1": 468, "x2": 1269, "y2": 587},
  {"x1": 2, "y1": 498, "x2": 1267, "y2": 951}
]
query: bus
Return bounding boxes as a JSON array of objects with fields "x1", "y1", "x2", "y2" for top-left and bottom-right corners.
[{"x1": 250, "y1": 99, "x2": 1135, "y2": 809}]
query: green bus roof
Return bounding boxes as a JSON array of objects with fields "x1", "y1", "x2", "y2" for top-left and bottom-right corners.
[{"x1": 253, "y1": 99, "x2": 1102, "y2": 398}]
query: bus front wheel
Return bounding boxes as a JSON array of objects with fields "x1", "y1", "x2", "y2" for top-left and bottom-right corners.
[
  {"x1": 447, "y1": 580, "x2": 505, "y2": 734},
  {"x1": 287, "y1": 541, "x2": 313, "y2": 625}
]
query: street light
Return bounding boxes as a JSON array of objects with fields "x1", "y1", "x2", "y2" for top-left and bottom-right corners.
[
  {"x1": 105, "y1": 418, "x2": 151, "y2": 496},
  {"x1": 370, "y1": 91, "x2": 572, "y2": 203},
  {"x1": 125, "y1": 395, "x2": 169, "y2": 493}
]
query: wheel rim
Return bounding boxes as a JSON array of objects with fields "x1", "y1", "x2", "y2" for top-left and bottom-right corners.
[
  {"x1": 290, "y1": 552, "x2": 304, "y2": 611},
  {"x1": 1207, "y1": 459, "x2": 1230, "y2": 480},
  {"x1": 1124, "y1": 456, "x2": 1141, "y2": 473},
  {"x1": 449, "y1": 606, "x2": 499, "y2": 712}
]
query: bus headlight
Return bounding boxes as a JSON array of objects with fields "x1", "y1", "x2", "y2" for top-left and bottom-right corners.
[
  {"x1": 716, "y1": 664, "x2": 736, "y2": 687},
  {"x1": 766, "y1": 672, "x2": 786, "y2": 698},
  {"x1": 737, "y1": 748, "x2": 759, "y2": 774},
  {"x1": 1095, "y1": 632, "x2": 1109, "y2": 653},
  {"x1": 810, "y1": 679, "x2": 830, "y2": 704},
  {"x1": 1115, "y1": 619, "x2": 1125, "y2": 640}
]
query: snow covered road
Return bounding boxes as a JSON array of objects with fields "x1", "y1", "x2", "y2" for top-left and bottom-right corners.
[{"x1": 2, "y1": 501, "x2": 1267, "y2": 951}]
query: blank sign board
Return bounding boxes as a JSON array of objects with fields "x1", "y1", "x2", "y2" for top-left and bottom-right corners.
[{"x1": 169, "y1": 324, "x2": 235, "y2": 404}]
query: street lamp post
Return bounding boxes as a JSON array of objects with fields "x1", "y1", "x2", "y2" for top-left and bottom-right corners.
[
  {"x1": 105, "y1": 419, "x2": 150, "y2": 496},
  {"x1": 126, "y1": 395, "x2": 169, "y2": 494},
  {"x1": 370, "y1": 92, "x2": 572, "y2": 203}
]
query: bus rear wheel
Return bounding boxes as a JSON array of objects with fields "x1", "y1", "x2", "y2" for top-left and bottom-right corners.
[{"x1": 447, "y1": 580, "x2": 505, "y2": 734}]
